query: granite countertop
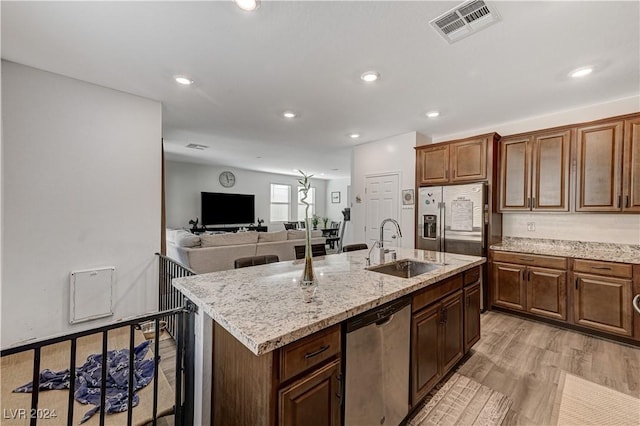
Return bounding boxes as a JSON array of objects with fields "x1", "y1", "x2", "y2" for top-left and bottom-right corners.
[
  {"x1": 172, "y1": 248, "x2": 484, "y2": 355},
  {"x1": 490, "y1": 237, "x2": 640, "y2": 264}
]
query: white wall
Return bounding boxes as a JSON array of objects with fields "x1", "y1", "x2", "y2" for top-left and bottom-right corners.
[
  {"x1": 164, "y1": 161, "x2": 327, "y2": 230},
  {"x1": 325, "y1": 178, "x2": 350, "y2": 224},
  {"x1": 351, "y1": 132, "x2": 419, "y2": 249},
  {"x1": 433, "y1": 95, "x2": 640, "y2": 245},
  {"x1": 2, "y1": 62, "x2": 162, "y2": 347}
]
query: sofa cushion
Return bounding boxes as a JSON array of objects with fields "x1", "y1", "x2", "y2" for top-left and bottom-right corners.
[
  {"x1": 201, "y1": 231, "x2": 259, "y2": 247},
  {"x1": 310, "y1": 230, "x2": 323, "y2": 238},
  {"x1": 174, "y1": 230, "x2": 201, "y2": 248},
  {"x1": 258, "y1": 230, "x2": 288, "y2": 243},
  {"x1": 287, "y1": 230, "x2": 306, "y2": 240}
]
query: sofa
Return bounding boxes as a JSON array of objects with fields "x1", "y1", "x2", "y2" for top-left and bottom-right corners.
[{"x1": 166, "y1": 229, "x2": 326, "y2": 274}]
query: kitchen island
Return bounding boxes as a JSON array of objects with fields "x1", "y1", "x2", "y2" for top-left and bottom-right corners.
[{"x1": 173, "y1": 247, "x2": 485, "y2": 425}]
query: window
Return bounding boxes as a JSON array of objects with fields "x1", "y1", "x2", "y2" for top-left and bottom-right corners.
[
  {"x1": 297, "y1": 186, "x2": 315, "y2": 221},
  {"x1": 270, "y1": 184, "x2": 291, "y2": 222}
]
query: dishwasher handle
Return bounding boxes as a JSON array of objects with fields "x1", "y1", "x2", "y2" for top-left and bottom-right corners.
[{"x1": 375, "y1": 314, "x2": 394, "y2": 327}]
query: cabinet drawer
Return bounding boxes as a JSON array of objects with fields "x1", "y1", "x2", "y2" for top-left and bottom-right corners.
[
  {"x1": 573, "y1": 259, "x2": 632, "y2": 279},
  {"x1": 463, "y1": 266, "x2": 481, "y2": 286},
  {"x1": 492, "y1": 251, "x2": 566, "y2": 270},
  {"x1": 413, "y1": 274, "x2": 463, "y2": 312},
  {"x1": 279, "y1": 325, "x2": 341, "y2": 383}
]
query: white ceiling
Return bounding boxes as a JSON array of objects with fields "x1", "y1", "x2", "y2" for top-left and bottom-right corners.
[{"x1": 3, "y1": 1, "x2": 639, "y2": 180}]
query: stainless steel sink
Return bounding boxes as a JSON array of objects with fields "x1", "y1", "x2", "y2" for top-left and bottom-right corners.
[{"x1": 367, "y1": 259, "x2": 445, "y2": 278}]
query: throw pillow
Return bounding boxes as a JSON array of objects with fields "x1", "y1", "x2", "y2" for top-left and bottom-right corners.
[
  {"x1": 200, "y1": 231, "x2": 259, "y2": 247},
  {"x1": 310, "y1": 230, "x2": 323, "y2": 238},
  {"x1": 258, "y1": 230, "x2": 288, "y2": 243},
  {"x1": 174, "y1": 230, "x2": 201, "y2": 248}
]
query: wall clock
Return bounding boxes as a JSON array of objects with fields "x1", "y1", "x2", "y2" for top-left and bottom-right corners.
[{"x1": 219, "y1": 171, "x2": 236, "y2": 188}]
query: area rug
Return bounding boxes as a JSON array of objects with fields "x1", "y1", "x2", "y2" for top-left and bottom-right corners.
[
  {"x1": 407, "y1": 373, "x2": 512, "y2": 426},
  {"x1": 551, "y1": 372, "x2": 640, "y2": 426}
]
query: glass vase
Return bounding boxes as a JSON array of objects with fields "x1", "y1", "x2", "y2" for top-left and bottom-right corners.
[{"x1": 300, "y1": 219, "x2": 318, "y2": 302}]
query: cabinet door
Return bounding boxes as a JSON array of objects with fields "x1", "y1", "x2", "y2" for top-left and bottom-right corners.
[
  {"x1": 441, "y1": 291, "x2": 464, "y2": 374},
  {"x1": 417, "y1": 145, "x2": 450, "y2": 185},
  {"x1": 623, "y1": 116, "x2": 640, "y2": 212},
  {"x1": 278, "y1": 358, "x2": 341, "y2": 426},
  {"x1": 526, "y1": 267, "x2": 567, "y2": 321},
  {"x1": 464, "y1": 282, "x2": 481, "y2": 352},
  {"x1": 532, "y1": 130, "x2": 571, "y2": 211},
  {"x1": 574, "y1": 273, "x2": 632, "y2": 337},
  {"x1": 576, "y1": 120, "x2": 624, "y2": 211},
  {"x1": 499, "y1": 137, "x2": 531, "y2": 211},
  {"x1": 451, "y1": 138, "x2": 487, "y2": 182},
  {"x1": 492, "y1": 262, "x2": 526, "y2": 310},
  {"x1": 411, "y1": 303, "x2": 441, "y2": 404}
]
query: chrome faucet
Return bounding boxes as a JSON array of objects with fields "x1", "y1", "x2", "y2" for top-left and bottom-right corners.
[{"x1": 365, "y1": 218, "x2": 402, "y2": 266}]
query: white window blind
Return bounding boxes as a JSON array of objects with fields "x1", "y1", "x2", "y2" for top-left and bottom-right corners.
[{"x1": 270, "y1": 183, "x2": 291, "y2": 222}]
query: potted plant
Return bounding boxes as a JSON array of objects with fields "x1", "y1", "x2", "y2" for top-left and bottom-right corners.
[
  {"x1": 322, "y1": 217, "x2": 329, "y2": 229},
  {"x1": 312, "y1": 214, "x2": 320, "y2": 230}
]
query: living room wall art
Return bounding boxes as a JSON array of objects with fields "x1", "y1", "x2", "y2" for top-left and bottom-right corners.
[{"x1": 331, "y1": 191, "x2": 341, "y2": 203}]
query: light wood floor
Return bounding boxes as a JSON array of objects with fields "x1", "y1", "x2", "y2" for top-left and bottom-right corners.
[{"x1": 457, "y1": 311, "x2": 640, "y2": 425}]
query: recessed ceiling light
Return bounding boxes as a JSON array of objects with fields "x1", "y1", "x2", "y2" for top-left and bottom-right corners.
[
  {"x1": 234, "y1": 0, "x2": 260, "y2": 12},
  {"x1": 320, "y1": 173, "x2": 325, "y2": 176},
  {"x1": 569, "y1": 67, "x2": 593, "y2": 78},
  {"x1": 283, "y1": 111, "x2": 297, "y2": 119},
  {"x1": 174, "y1": 76, "x2": 193, "y2": 85},
  {"x1": 360, "y1": 71, "x2": 380, "y2": 83},
  {"x1": 349, "y1": 133, "x2": 361, "y2": 139},
  {"x1": 426, "y1": 111, "x2": 440, "y2": 118}
]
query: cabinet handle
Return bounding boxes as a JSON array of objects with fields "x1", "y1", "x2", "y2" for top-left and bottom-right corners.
[
  {"x1": 527, "y1": 198, "x2": 531, "y2": 208},
  {"x1": 575, "y1": 277, "x2": 579, "y2": 290},
  {"x1": 532, "y1": 197, "x2": 536, "y2": 208},
  {"x1": 519, "y1": 257, "x2": 534, "y2": 261},
  {"x1": 626, "y1": 195, "x2": 630, "y2": 208},
  {"x1": 336, "y1": 373, "x2": 343, "y2": 405},
  {"x1": 591, "y1": 266, "x2": 612, "y2": 270},
  {"x1": 445, "y1": 169, "x2": 448, "y2": 179},
  {"x1": 618, "y1": 195, "x2": 622, "y2": 208},
  {"x1": 304, "y1": 345, "x2": 330, "y2": 359}
]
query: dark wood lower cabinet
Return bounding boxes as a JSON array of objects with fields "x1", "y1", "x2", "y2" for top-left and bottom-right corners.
[
  {"x1": 492, "y1": 262, "x2": 526, "y2": 310},
  {"x1": 527, "y1": 266, "x2": 567, "y2": 320},
  {"x1": 278, "y1": 359, "x2": 342, "y2": 426},
  {"x1": 411, "y1": 303, "x2": 441, "y2": 403},
  {"x1": 464, "y1": 281, "x2": 481, "y2": 352},
  {"x1": 574, "y1": 273, "x2": 633, "y2": 337},
  {"x1": 411, "y1": 289, "x2": 464, "y2": 405}
]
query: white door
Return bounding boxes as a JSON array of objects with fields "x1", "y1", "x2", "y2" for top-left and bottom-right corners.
[{"x1": 365, "y1": 173, "x2": 400, "y2": 249}]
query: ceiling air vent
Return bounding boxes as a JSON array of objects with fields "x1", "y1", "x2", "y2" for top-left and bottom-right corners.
[
  {"x1": 430, "y1": 0, "x2": 500, "y2": 44},
  {"x1": 185, "y1": 143, "x2": 208, "y2": 150}
]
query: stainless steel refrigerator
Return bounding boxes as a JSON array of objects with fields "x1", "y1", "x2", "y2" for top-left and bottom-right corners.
[{"x1": 417, "y1": 182, "x2": 488, "y2": 256}]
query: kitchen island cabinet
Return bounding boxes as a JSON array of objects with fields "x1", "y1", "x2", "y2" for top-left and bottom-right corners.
[{"x1": 173, "y1": 248, "x2": 485, "y2": 425}]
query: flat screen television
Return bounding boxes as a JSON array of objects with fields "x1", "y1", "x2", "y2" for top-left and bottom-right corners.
[{"x1": 201, "y1": 192, "x2": 255, "y2": 225}]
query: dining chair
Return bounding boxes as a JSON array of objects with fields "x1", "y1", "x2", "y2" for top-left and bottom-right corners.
[
  {"x1": 294, "y1": 244, "x2": 327, "y2": 259},
  {"x1": 342, "y1": 243, "x2": 368, "y2": 252},
  {"x1": 234, "y1": 255, "x2": 280, "y2": 268}
]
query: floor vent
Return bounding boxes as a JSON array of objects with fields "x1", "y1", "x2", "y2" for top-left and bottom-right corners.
[
  {"x1": 186, "y1": 143, "x2": 208, "y2": 150},
  {"x1": 430, "y1": 0, "x2": 500, "y2": 44}
]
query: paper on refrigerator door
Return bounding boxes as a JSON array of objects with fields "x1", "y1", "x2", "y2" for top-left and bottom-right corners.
[{"x1": 450, "y1": 199, "x2": 473, "y2": 231}]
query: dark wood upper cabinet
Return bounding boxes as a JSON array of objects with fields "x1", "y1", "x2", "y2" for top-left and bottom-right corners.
[
  {"x1": 417, "y1": 136, "x2": 491, "y2": 186},
  {"x1": 417, "y1": 144, "x2": 449, "y2": 185},
  {"x1": 575, "y1": 120, "x2": 624, "y2": 211},
  {"x1": 623, "y1": 116, "x2": 640, "y2": 212},
  {"x1": 499, "y1": 130, "x2": 570, "y2": 212},
  {"x1": 499, "y1": 136, "x2": 530, "y2": 210},
  {"x1": 450, "y1": 138, "x2": 487, "y2": 182},
  {"x1": 532, "y1": 130, "x2": 571, "y2": 211}
]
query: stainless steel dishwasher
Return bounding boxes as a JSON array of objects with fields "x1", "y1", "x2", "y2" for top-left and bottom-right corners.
[{"x1": 345, "y1": 297, "x2": 411, "y2": 425}]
